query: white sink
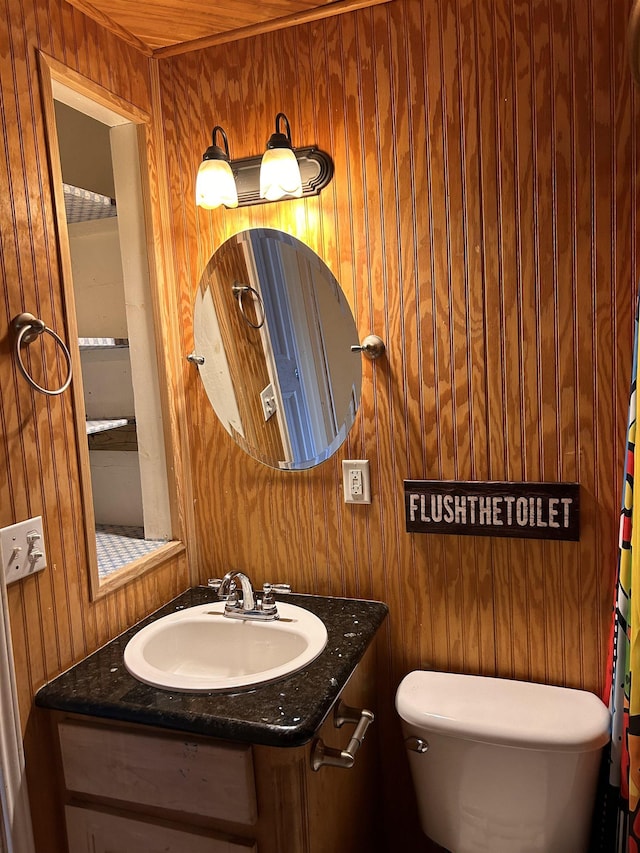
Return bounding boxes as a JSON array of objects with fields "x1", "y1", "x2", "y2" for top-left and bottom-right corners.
[{"x1": 123, "y1": 601, "x2": 328, "y2": 692}]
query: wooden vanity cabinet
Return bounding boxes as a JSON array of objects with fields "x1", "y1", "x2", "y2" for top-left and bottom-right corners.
[{"x1": 49, "y1": 650, "x2": 383, "y2": 853}]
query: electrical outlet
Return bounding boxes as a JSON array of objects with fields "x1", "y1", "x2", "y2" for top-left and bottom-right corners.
[
  {"x1": 260, "y1": 384, "x2": 277, "y2": 422},
  {"x1": 0, "y1": 516, "x2": 47, "y2": 584},
  {"x1": 342, "y1": 460, "x2": 371, "y2": 504},
  {"x1": 350, "y1": 468, "x2": 363, "y2": 496}
]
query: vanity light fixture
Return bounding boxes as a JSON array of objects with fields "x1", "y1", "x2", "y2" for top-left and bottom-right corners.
[
  {"x1": 259, "y1": 112, "x2": 303, "y2": 201},
  {"x1": 196, "y1": 113, "x2": 333, "y2": 209},
  {"x1": 195, "y1": 125, "x2": 238, "y2": 209}
]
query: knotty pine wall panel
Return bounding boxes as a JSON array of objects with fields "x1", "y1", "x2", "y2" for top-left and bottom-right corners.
[
  {"x1": 0, "y1": 1, "x2": 189, "y2": 848},
  {"x1": 157, "y1": 0, "x2": 638, "y2": 841},
  {"x1": 9, "y1": 0, "x2": 636, "y2": 849}
]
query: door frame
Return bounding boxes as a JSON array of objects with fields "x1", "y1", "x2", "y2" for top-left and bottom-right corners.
[{"x1": 37, "y1": 51, "x2": 193, "y2": 597}]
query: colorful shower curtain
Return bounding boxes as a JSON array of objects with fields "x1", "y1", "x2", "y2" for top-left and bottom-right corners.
[{"x1": 601, "y1": 293, "x2": 640, "y2": 852}]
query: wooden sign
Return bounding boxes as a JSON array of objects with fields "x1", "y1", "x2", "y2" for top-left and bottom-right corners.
[{"x1": 404, "y1": 481, "x2": 580, "y2": 541}]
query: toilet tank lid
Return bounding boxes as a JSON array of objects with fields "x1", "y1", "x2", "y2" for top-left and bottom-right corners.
[{"x1": 395, "y1": 671, "x2": 611, "y2": 752}]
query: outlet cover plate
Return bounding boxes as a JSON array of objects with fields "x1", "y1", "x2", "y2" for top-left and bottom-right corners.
[
  {"x1": 342, "y1": 460, "x2": 371, "y2": 504},
  {"x1": 0, "y1": 516, "x2": 47, "y2": 584}
]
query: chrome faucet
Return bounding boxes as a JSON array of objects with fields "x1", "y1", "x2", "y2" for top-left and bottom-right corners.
[
  {"x1": 219, "y1": 570, "x2": 255, "y2": 611},
  {"x1": 217, "y1": 570, "x2": 279, "y2": 621}
]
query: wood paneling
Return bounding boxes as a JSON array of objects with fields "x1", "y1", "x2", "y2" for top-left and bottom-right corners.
[
  {"x1": 0, "y1": 1, "x2": 190, "y2": 850},
  {"x1": 198, "y1": 246, "x2": 286, "y2": 464},
  {"x1": 61, "y1": 0, "x2": 393, "y2": 55},
  {"x1": 155, "y1": 0, "x2": 638, "y2": 845},
  {"x1": 158, "y1": 0, "x2": 631, "y2": 690},
  {"x1": 2, "y1": 0, "x2": 637, "y2": 850}
]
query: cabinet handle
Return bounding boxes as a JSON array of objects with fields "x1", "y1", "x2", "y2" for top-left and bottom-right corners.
[{"x1": 310, "y1": 701, "x2": 374, "y2": 772}]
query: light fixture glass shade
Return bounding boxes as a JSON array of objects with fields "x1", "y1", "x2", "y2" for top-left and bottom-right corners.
[
  {"x1": 195, "y1": 159, "x2": 238, "y2": 209},
  {"x1": 259, "y1": 148, "x2": 303, "y2": 201}
]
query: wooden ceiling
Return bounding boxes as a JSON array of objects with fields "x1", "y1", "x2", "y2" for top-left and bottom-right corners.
[{"x1": 63, "y1": 0, "x2": 391, "y2": 57}]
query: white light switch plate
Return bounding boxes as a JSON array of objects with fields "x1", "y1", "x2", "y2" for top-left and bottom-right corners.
[
  {"x1": 0, "y1": 516, "x2": 47, "y2": 584},
  {"x1": 260, "y1": 383, "x2": 277, "y2": 421}
]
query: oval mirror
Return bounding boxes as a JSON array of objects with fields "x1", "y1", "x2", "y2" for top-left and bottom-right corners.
[{"x1": 193, "y1": 229, "x2": 361, "y2": 470}]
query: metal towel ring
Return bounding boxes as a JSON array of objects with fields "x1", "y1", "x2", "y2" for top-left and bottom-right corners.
[
  {"x1": 232, "y1": 282, "x2": 265, "y2": 329},
  {"x1": 11, "y1": 312, "x2": 72, "y2": 396}
]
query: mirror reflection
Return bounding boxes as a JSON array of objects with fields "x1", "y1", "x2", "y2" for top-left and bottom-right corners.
[{"x1": 194, "y1": 229, "x2": 361, "y2": 470}]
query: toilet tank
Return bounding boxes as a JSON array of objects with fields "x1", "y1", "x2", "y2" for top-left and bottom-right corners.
[{"x1": 396, "y1": 671, "x2": 610, "y2": 853}]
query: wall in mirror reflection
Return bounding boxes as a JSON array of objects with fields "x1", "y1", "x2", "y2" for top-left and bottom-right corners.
[{"x1": 194, "y1": 229, "x2": 362, "y2": 470}]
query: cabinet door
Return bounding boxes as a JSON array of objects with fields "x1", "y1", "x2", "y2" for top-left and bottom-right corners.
[
  {"x1": 58, "y1": 721, "x2": 256, "y2": 824},
  {"x1": 65, "y1": 806, "x2": 257, "y2": 853}
]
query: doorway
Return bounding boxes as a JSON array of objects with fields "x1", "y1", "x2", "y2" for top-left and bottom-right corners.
[{"x1": 38, "y1": 55, "x2": 181, "y2": 596}]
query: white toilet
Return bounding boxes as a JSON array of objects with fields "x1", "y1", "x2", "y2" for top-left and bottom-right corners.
[{"x1": 395, "y1": 670, "x2": 610, "y2": 853}]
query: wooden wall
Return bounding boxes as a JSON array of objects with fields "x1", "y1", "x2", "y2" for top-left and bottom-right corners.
[
  {"x1": 0, "y1": 1, "x2": 190, "y2": 849},
  {"x1": 1, "y1": 0, "x2": 637, "y2": 849},
  {"x1": 157, "y1": 0, "x2": 639, "y2": 845}
]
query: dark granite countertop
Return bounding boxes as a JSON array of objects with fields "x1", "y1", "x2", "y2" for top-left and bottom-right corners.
[{"x1": 35, "y1": 587, "x2": 388, "y2": 748}]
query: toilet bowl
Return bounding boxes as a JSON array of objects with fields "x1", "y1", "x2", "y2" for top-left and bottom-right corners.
[{"x1": 395, "y1": 671, "x2": 610, "y2": 853}]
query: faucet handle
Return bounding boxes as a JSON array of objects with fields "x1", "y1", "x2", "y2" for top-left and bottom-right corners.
[
  {"x1": 263, "y1": 582, "x2": 292, "y2": 594},
  {"x1": 207, "y1": 578, "x2": 232, "y2": 600},
  {"x1": 258, "y1": 584, "x2": 279, "y2": 618}
]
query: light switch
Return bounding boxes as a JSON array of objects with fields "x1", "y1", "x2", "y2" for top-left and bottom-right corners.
[
  {"x1": 260, "y1": 384, "x2": 277, "y2": 421},
  {"x1": 0, "y1": 516, "x2": 47, "y2": 583}
]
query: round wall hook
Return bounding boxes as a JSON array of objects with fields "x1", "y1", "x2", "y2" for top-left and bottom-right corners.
[{"x1": 351, "y1": 334, "x2": 385, "y2": 360}]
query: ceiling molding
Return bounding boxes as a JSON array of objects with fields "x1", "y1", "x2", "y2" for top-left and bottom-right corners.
[
  {"x1": 64, "y1": 0, "x2": 393, "y2": 58},
  {"x1": 153, "y1": 0, "x2": 392, "y2": 58},
  {"x1": 64, "y1": 0, "x2": 153, "y2": 55}
]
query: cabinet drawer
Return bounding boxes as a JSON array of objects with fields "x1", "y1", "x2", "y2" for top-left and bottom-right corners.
[
  {"x1": 58, "y1": 721, "x2": 256, "y2": 824},
  {"x1": 65, "y1": 805, "x2": 257, "y2": 853}
]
